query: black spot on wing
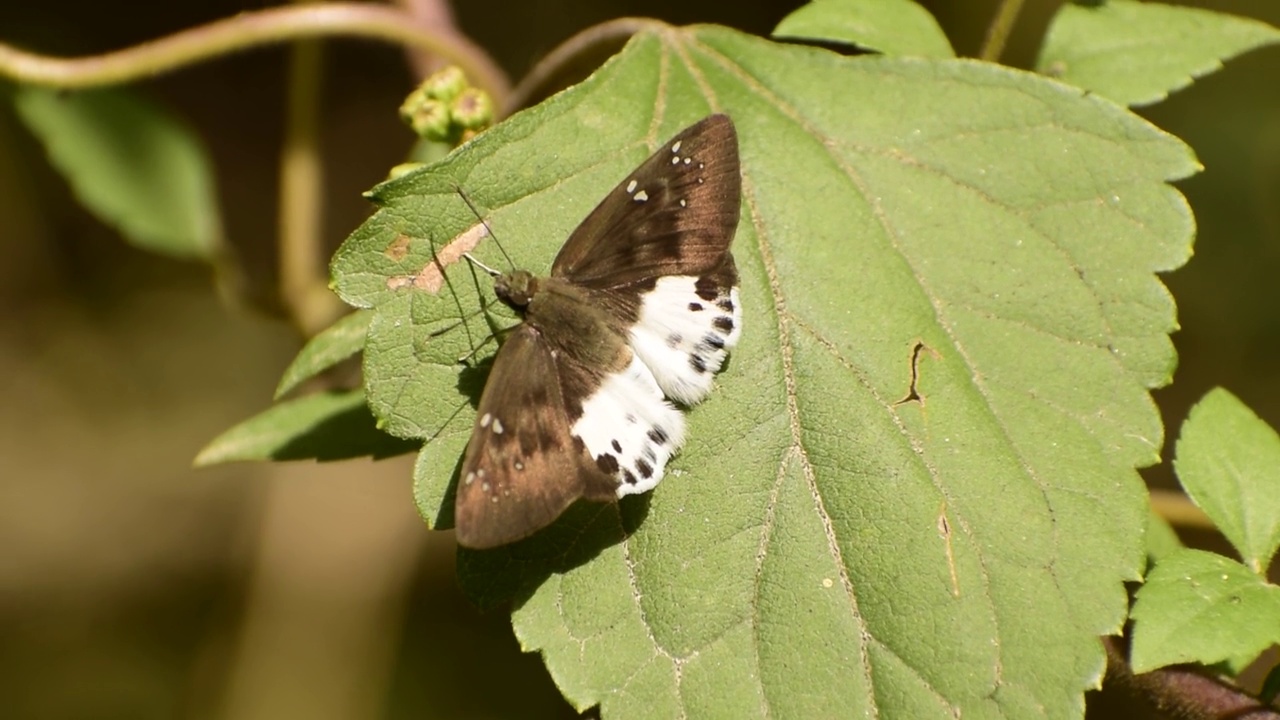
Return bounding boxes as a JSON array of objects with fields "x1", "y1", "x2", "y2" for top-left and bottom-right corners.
[
  {"x1": 703, "y1": 333, "x2": 725, "y2": 350},
  {"x1": 647, "y1": 427, "x2": 668, "y2": 445},
  {"x1": 596, "y1": 453, "x2": 619, "y2": 474},
  {"x1": 690, "y1": 354, "x2": 707, "y2": 374},
  {"x1": 713, "y1": 316, "x2": 734, "y2": 334},
  {"x1": 666, "y1": 333, "x2": 682, "y2": 348},
  {"x1": 622, "y1": 468, "x2": 638, "y2": 485},
  {"x1": 688, "y1": 302, "x2": 704, "y2": 312},
  {"x1": 717, "y1": 298, "x2": 734, "y2": 313},
  {"x1": 636, "y1": 458, "x2": 654, "y2": 479},
  {"x1": 611, "y1": 439, "x2": 622, "y2": 453}
]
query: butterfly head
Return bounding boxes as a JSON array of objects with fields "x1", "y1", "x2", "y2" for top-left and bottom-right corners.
[{"x1": 494, "y1": 269, "x2": 537, "y2": 312}]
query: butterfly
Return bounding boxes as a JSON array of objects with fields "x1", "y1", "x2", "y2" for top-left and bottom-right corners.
[{"x1": 454, "y1": 114, "x2": 742, "y2": 549}]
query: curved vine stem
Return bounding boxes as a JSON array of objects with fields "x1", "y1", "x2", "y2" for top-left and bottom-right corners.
[
  {"x1": 505, "y1": 17, "x2": 663, "y2": 115},
  {"x1": 977, "y1": 0, "x2": 1025, "y2": 63},
  {"x1": 0, "y1": 2, "x2": 510, "y2": 106},
  {"x1": 0, "y1": 2, "x2": 510, "y2": 335}
]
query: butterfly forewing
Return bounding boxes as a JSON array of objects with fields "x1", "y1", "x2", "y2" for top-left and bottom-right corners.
[
  {"x1": 454, "y1": 114, "x2": 742, "y2": 549},
  {"x1": 551, "y1": 114, "x2": 741, "y2": 288},
  {"x1": 454, "y1": 326, "x2": 610, "y2": 549}
]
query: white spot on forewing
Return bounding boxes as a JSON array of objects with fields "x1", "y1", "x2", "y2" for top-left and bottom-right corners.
[
  {"x1": 628, "y1": 278, "x2": 742, "y2": 405},
  {"x1": 571, "y1": 355, "x2": 685, "y2": 497},
  {"x1": 634, "y1": 189, "x2": 649, "y2": 202},
  {"x1": 671, "y1": 156, "x2": 680, "y2": 165},
  {"x1": 671, "y1": 140, "x2": 682, "y2": 153},
  {"x1": 492, "y1": 418, "x2": 504, "y2": 434},
  {"x1": 479, "y1": 413, "x2": 491, "y2": 427},
  {"x1": 626, "y1": 179, "x2": 637, "y2": 194}
]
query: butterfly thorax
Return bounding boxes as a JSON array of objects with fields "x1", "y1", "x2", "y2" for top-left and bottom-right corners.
[{"x1": 492, "y1": 274, "x2": 631, "y2": 374}]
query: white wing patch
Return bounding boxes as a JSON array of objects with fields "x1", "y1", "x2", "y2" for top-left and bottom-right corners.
[
  {"x1": 628, "y1": 277, "x2": 742, "y2": 405},
  {"x1": 571, "y1": 355, "x2": 686, "y2": 497}
]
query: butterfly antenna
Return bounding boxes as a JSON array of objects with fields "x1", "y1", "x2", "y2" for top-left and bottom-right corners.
[
  {"x1": 462, "y1": 252, "x2": 500, "y2": 277},
  {"x1": 454, "y1": 185, "x2": 517, "y2": 272}
]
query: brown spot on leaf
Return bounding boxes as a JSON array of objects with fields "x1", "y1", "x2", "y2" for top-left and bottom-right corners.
[
  {"x1": 384, "y1": 221, "x2": 488, "y2": 293},
  {"x1": 384, "y1": 234, "x2": 412, "y2": 261}
]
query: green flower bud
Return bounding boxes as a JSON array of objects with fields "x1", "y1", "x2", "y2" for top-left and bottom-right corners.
[
  {"x1": 422, "y1": 66, "x2": 469, "y2": 102},
  {"x1": 450, "y1": 88, "x2": 494, "y2": 133}
]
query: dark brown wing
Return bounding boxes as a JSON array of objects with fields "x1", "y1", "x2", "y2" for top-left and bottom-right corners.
[
  {"x1": 454, "y1": 324, "x2": 617, "y2": 549},
  {"x1": 550, "y1": 114, "x2": 741, "y2": 289}
]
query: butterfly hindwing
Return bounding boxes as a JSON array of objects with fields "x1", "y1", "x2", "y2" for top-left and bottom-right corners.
[
  {"x1": 454, "y1": 325, "x2": 607, "y2": 549},
  {"x1": 550, "y1": 114, "x2": 741, "y2": 289},
  {"x1": 455, "y1": 311, "x2": 687, "y2": 548},
  {"x1": 625, "y1": 256, "x2": 742, "y2": 405},
  {"x1": 570, "y1": 354, "x2": 686, "y2": 497}
]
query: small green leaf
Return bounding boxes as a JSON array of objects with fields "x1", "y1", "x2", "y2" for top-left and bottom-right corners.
[
  {"x1": 274, "y1": 309, "x2": 373, "y2": 399},
  {"x1": 13, "y1": 86, "x2": 224, "y2": 259},
  {"x1": 1175, "y1": 388, "x2": 1280, "y2": 574},
  {"x1": 1131, "y1": 548, "x2": 1280, "y2": 673},
  {"x1": 1037, "y1": 0, "x2": 1280, "y2": 107},
  {"x1": 773, "y1": 0, "x2": 955, "y2": 58},
  {"x1": 194, "y1": 389, "x2": 417, "y2": 466}
]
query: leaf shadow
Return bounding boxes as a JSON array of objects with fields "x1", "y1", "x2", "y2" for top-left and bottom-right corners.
[
  {"x1": 274, "y1": 396, "x2": 421, "y2": 461},
  {"x1": 456, "y1": 494, "x2": 651, "y2": 611}
]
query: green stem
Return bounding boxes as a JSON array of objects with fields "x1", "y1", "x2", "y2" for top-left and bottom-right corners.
[
  {"x1": 0, "y1": 2, "x2": 510, "y2": 107},
  {"x1": 279, "y1": 36, "x2": 341, "y2": 337},
  {"x1": 977, "y1": 0, "x2": 1026, "y2": 63},
  {"x1": 505, "y1": 17, "x2": 663, "y2": 114}
]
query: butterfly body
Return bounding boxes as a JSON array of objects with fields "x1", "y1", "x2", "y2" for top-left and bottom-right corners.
[{"x1": 455, "y1": 115, "x2": 742, "y2": 549}]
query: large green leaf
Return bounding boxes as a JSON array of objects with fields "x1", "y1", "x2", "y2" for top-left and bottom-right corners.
[
  {"x1": 13, "y1": 86, "x2": 224, "y2": 260},
  {"x1": 1130, "y1": 548, "x2": 1280, "y2": 673},
  {"x1": 332, "y1": 24, "x2": 1196, "y2": 719},
  {"x1": 773, "y1": 0, "x2": 954, "y2": 58},
  {"x1": 1174, "y1": 388, "x2": 1280, "y2": 574},
  {"x1": 1037, "y1": 0, "x2": 1280, "y2": 108}
]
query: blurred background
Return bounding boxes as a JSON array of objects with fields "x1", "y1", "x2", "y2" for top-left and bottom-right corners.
[{"x1": 0, "y1": 1, "x2": 1277, "y2": 718}]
